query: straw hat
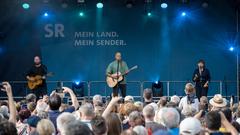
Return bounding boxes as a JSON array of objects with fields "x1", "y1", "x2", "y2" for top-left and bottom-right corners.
[{"x1": 209, "y1": 94, "x2": 227, "y2": 108}]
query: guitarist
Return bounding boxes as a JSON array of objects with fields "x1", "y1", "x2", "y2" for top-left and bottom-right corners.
[
  {"x1": 106, "y1": 52, "x2": 129, "y2": 97},
  {"x1": 26, "y1": 56, "x2": 48, "y2": 100}
]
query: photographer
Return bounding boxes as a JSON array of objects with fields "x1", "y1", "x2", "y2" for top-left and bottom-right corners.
[{"x1": 179, "y1": 83, "x2": 199, "y2": 116}]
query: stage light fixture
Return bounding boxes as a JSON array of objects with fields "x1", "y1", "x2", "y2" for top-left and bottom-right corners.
[
  {"x1": 229, "y1": 46, "x2": 234, "y2": 51},
  {"x1": 152, "y1": 81, "x2": 163, "y2": 97},
  {"x1": 43, "y1": 12, "x2": 49, "y2": 17},
  {"x1": 161, "y1": 3, "x2": 168, "y2": 8},
  {"x1": 160, "y1": 0, "x2": 167, "y2": 9},
  {"x1": 125, "y1": 0, "x2": 135, "y2": 8},
  {"x1": 202, "y1": 0, "x2": 209, "y2": 8},
  {"x1": 181, "y1": 12, "x2": 186, "y2": 17},
  {"x1": 79, "y1": 12, "x2": 84, "y2": 16},
  {"x1": 72, "y1": 81, "x2": 84, "y2": 97},
  {"x1": 147, "y1": 12, "x2": 152, "y2": 16},
  {"x1": 96, "y1": 1, "x2": 103, "y2": 8},
  {"x1": 22, "y1": 3, "x2": 30, "y2": 9}
]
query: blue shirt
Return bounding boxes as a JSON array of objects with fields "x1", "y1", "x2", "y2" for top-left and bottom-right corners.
[{"x1": 48, "y1": 106, "x2": 75, "y2": 129}]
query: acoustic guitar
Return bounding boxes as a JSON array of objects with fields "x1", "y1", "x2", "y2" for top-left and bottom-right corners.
[
  {"x1": 27, "y1": 72, "x2": 53, "y2": 90},
  {"x1": 106, "y1": 65, "x2": 138, "y2": 88}
]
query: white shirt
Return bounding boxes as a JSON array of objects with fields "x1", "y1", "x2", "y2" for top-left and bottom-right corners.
[{"x1": 179, "y1": 96, "x2": 199, "y2": 113}]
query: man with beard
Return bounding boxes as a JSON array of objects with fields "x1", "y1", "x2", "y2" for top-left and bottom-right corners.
[{"x1": 26, "y1": 56, "x2": 48, "y2": 100}]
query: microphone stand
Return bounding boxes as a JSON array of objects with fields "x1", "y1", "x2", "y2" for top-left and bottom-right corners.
[{"x1": 116, "y1": 60, "x2": 120, "y2": 96}]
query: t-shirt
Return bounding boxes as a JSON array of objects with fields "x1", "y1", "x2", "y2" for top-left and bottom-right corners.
[
  {"x1": 179, "y1": 96, "x2": 199, "y2": 113},
  {"x1": 106, "y1": 60, "x2": 129, "y2": 84}
]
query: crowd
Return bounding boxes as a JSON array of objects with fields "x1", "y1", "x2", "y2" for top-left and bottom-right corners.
[{"x1": 0, "y1": 81, "x2": 240, "y2": 135}]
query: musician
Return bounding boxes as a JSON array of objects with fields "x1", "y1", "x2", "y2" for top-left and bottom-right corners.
[
  {"x1": 26, "y1": 56, "x2": 48, "y2": 99},
  {"x1": 106, "y1": 52, "x2": 129, "y2": 97},
  {"x1": 192, "y1": 59, "x2": 211, "y2": 100}
]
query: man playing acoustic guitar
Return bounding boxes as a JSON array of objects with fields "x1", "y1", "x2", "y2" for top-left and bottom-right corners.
[
  {"x1": 26, "y1": 56, "x2": 48, "y2": 100},
  {"x1": 106, "y1": 52, "x2": 129, "y2": 97}
]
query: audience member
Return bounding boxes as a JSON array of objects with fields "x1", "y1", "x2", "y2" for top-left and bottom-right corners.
[{"x1": 36, "y1": 119, "x2": 56, "y2": 135}]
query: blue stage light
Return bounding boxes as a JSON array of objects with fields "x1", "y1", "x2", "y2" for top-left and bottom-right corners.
[
  {"x1": 229, "y1": 46, "x2": 234, "y2": 51},
  {"x1": 44, "y1": 12, "x2": 49, "y2": 17},
  {"x1": 147, "y1": 12, "x2": 152, "y2": 16},
  {"x1": 22, "y1": 3, "x2": 30, "y2": 9},
  {"x1": 181, "y1": 12, "x2": 186, "y2": 17},
  {"x1": 96, "y1": 2, "x2": 103, "y2": 8},
  {"x1": 74, "y1": 81, "x2": 80, "y2": 85},
  {"x1": 79, "y1": 12, "x2": 84, "y2": 17},
  {"x1": 161, "y1": 3, "x2": 168, "y2": 8}
]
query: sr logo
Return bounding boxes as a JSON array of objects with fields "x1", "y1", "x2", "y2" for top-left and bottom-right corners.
[{"x1": 44, "y1": 23, "x2": 65, "y2": 38}]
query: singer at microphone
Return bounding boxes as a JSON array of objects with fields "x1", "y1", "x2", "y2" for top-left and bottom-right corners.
[
  {"x1": 192, "y1": 59, "x2": 211, "y2": 100},
  {"x1": 106, "y1": 52, "x2": 129, "y2": 97}
]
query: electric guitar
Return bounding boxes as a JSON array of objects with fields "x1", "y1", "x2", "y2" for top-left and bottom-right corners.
[
  {"x1": 106, "y1": 65, "x2": 138, "y2": 88},
  {"x1": 27, "y1": 72, "x2": 54, "y2": 90}
]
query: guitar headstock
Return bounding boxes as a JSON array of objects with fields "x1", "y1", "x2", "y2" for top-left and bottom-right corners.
[{"x1": 130, "y1": 65, "x2": 138, "y2": 70}]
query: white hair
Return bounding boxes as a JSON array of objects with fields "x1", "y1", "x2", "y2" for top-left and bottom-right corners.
[
  {"x1": 143, "y1": 105, "x2": 155, "y2": 118},
  {"x1": 36, "y1": 102, "x2": 48, "y2": 113},
  {"x1": 155, "y1": 107, "x2": 180, "y2": 129},
  {"x1": 57, "y1": 112, "x2": 76, "y2": 134},
  {"x1": 133, "y1": 125, "x2": 147, "y2": 135},
  {"x1": 93, "y1": 95, "x2": 103, "y2": 104},
  {"x1": 79, "y1": 103, "x2": 94, "y2": 117}
]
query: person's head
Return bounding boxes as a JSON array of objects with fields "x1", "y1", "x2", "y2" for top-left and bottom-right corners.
[
  {"x1": 93, "y1": 95, "x2": 103, "y2": 106},
  {"x1": 129, "y1": 111, "x2": 144, "y2": 128},
  {"x1": 105, "y1": 113, "x2": 122, "y2": 135},
  {"x1": 124, "y1": 95, "x2": 134, "y2": 103},
  {"x1": 27, "y1": 115, "x2": 41, "y2": 134},
  {"x1": 134, "y1": 101, "x2": 144, "y2": 112},
  {"x1": 170, "y1": 95, "x2": 180, "y2": 105},
  {"x1": 49, "y1": 93, "x2": 61, "y2": 110},
  {"x1": 197, "y1": 59, "x2": 205, "y2": 69},
  {"x1": 34, "y1": 56, "x2": 41, "y2": 65},
  {"x1": 27, "y1": 102, "x2": 36, "y2": 113},
  {"x1": 36, "y1": 101, "x2": 48, "y2": 114},
  {"x1": 121, "y1": 129, "x2": 138, "y2": 135},
  {"x1": 143, "y1": 88, "x2": 152, "y2": 101},
  {"x1": 79, "y1": 103, "x2": 95, "y2": 120},
  {"x1": 143, "y1": 104, "x2": 155, "y2": 121},
  {"x1": 155, "y1": 107, "x2": 180, "y2": 129},
  {"x1": 119, "y1": 102, "x2": 138, "y2": 117},
  {"x1": 0, "y1": 105, "x2": 9, "y2": 119},
  {"x1": 158, "y1": 96, "x2": 168, "y2": 108},
  {"x1": 57, "y1": 112, "x2": 76, "y2": 134},
  {"x1": 91, "y1": 116, "x2": 107, "y2": 135},
  {"x1": 18, "y1": 109, "x2": 31, "y2": 123},
  {"x1": 209, "y1": 94, "x2": 227, "y2": 110},
  {"x1": 205, "y1": 111, "x2": 221, "y2": 131},
  {"x1": 184, "y1": 83, "x2": 196, "y2": 95},
  {"x1": 36, "y1": 119, "x2": 55, "y2": 135},
  {"x1": 26, "y1": 93, "x2": 37, "y2": 103},
  {"x1": 132, "y1": 125, "x2": 147, "y2": 135},
  {"x1": 180, "y1": 117, "x2": 201, "y2": 135},
  {"x1": 200, "y1": 96, "x2": 208, "y2": 105},
  {"x1": 115, "y1": 52, "x2": 122, "y2": 61},
  {"x1": 0, "y1": 119, "x2": 17, "y2": 135},
  {"x1": 65, "y1": 120, "x2": 93, "y2": 135}
]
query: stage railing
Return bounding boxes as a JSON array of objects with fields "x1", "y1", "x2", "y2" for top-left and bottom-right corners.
[{"x1": 1, "y1": 80, "x2": 237, "y2": 101}]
